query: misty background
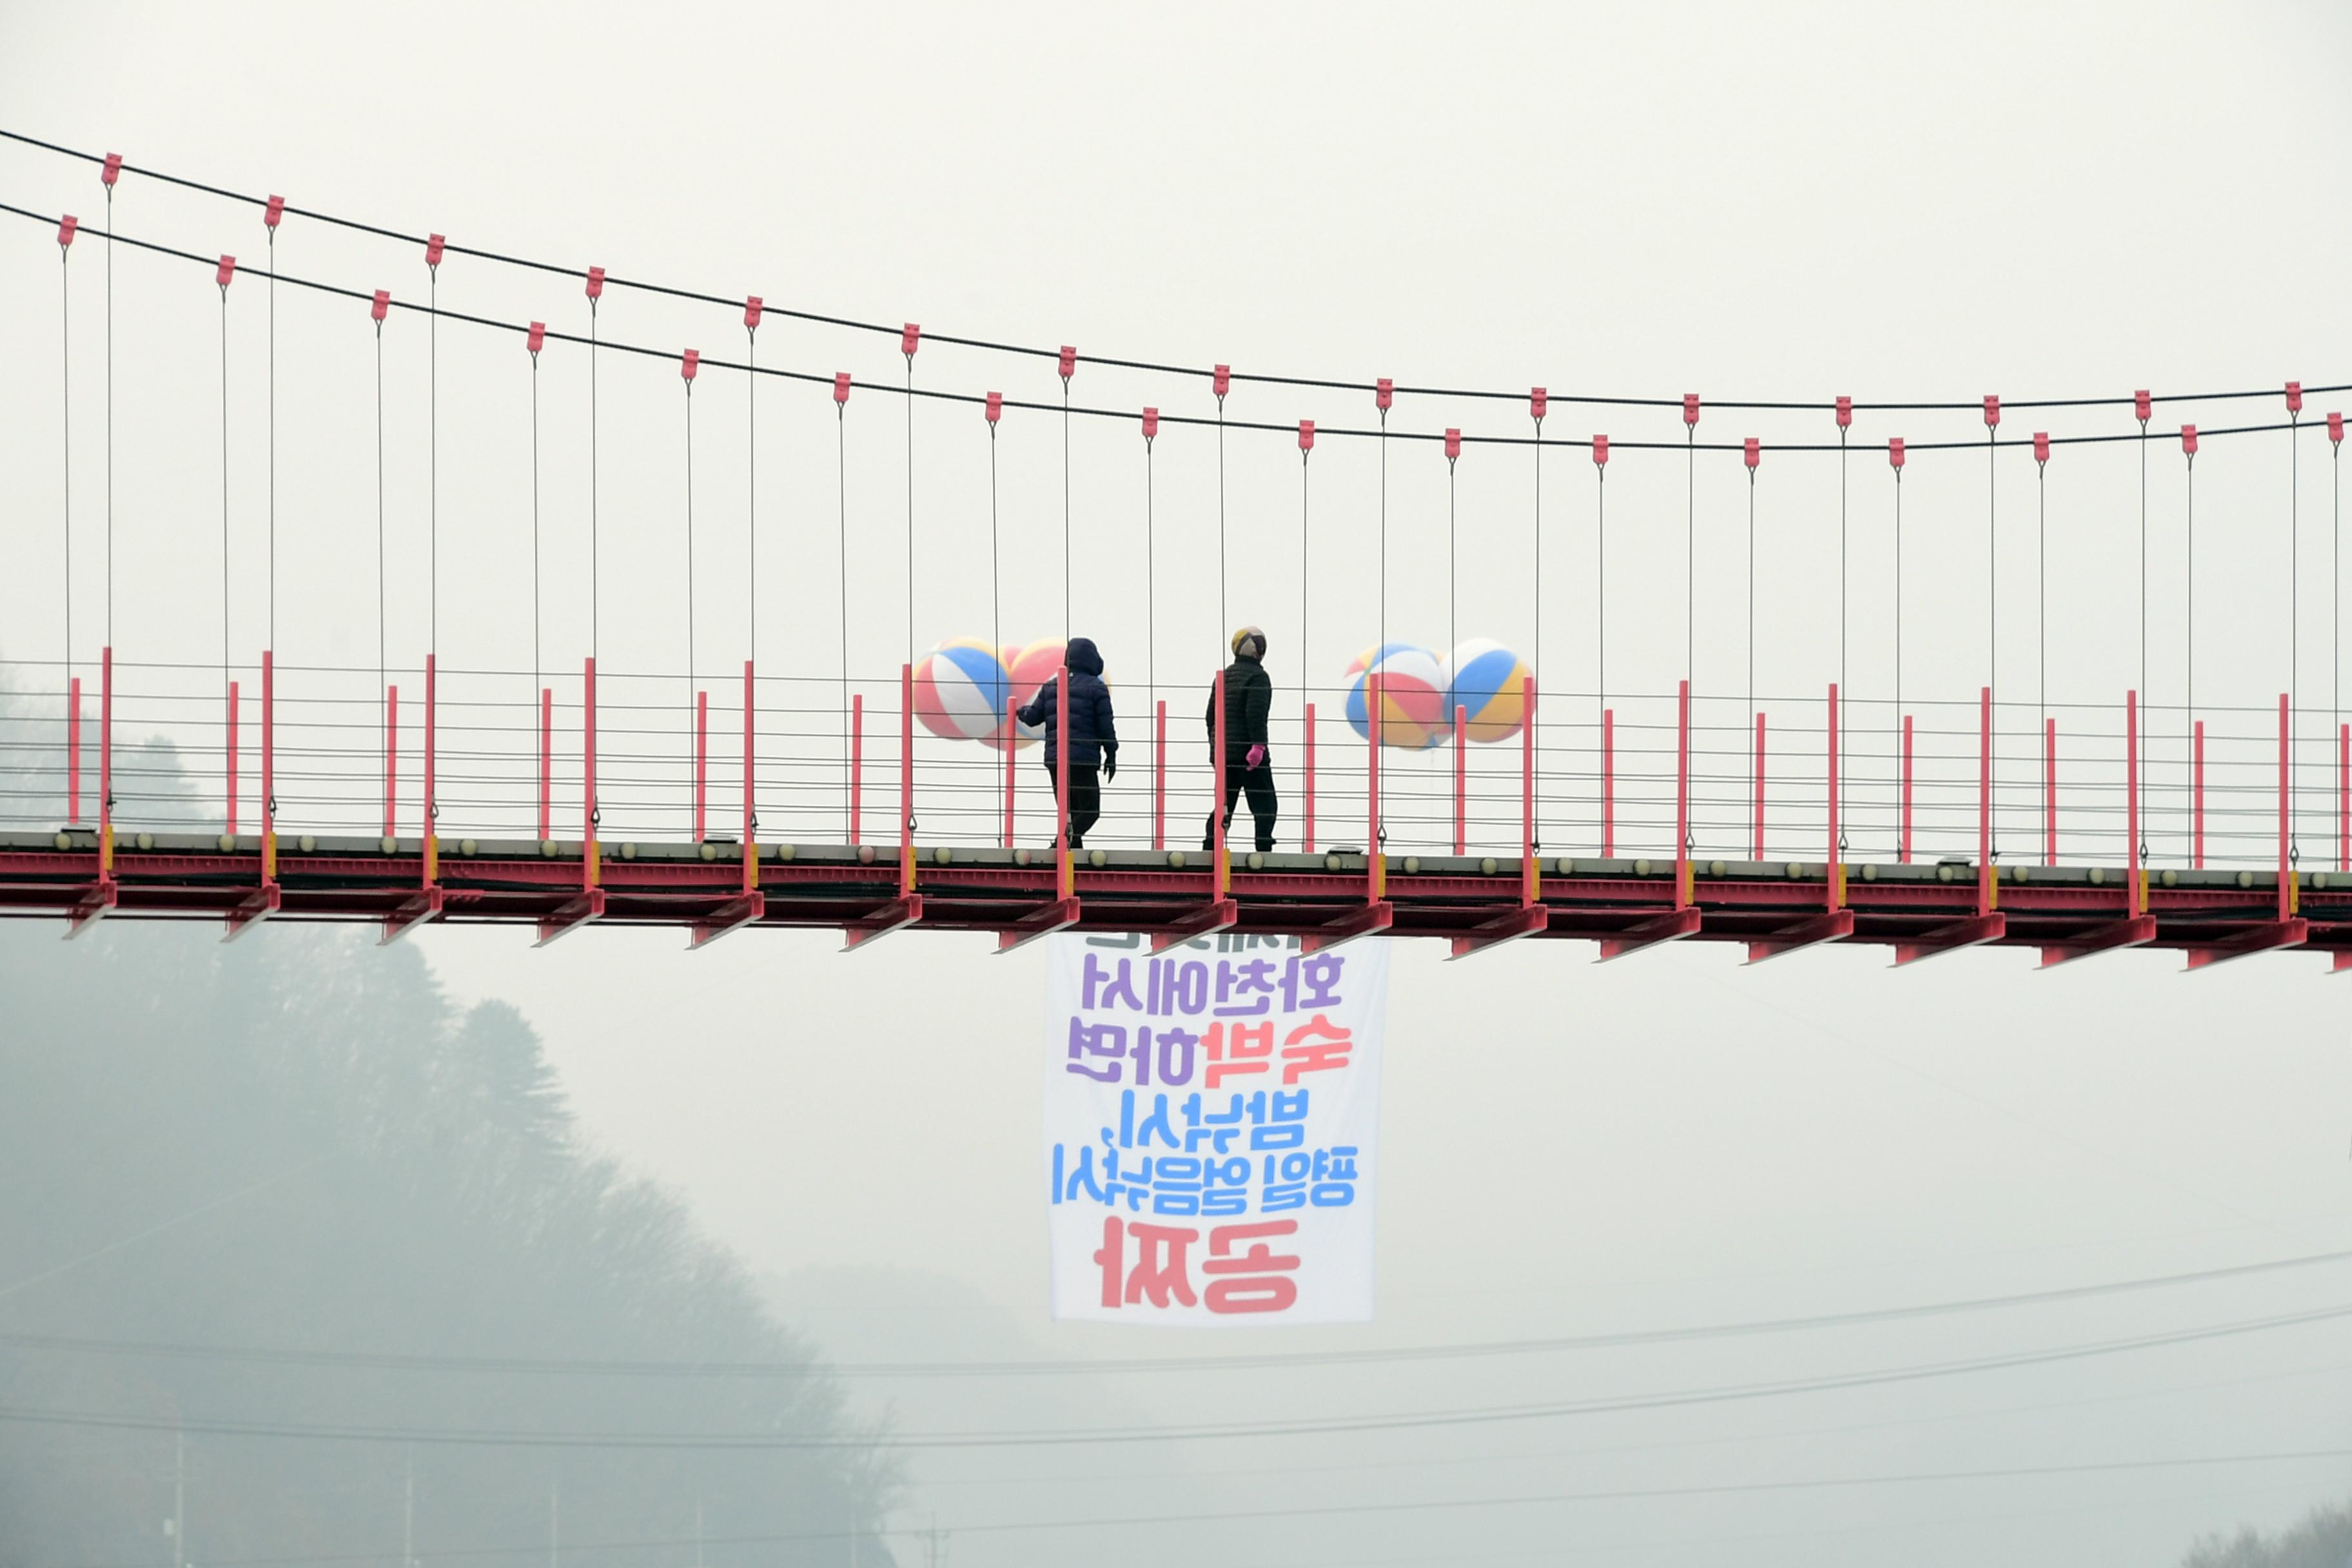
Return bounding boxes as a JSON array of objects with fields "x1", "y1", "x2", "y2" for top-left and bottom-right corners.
[{"x1": 5, "y1": 3, "x2": 2352, "y2": 1565}]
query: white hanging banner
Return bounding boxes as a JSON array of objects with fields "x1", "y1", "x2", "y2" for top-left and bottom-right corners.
[{"x1": 1044, "y1": 931, "x2": 1388, "y2": 1326}]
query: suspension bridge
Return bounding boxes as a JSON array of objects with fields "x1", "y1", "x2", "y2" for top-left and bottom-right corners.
[{"x1": 2, "y1": 131, "x2": 2348, "y2": 969}]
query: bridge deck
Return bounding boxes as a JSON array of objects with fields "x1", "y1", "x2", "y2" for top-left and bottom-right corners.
[{"x1": 5, "y1": 830, "x2": 2344, "y2": 968}]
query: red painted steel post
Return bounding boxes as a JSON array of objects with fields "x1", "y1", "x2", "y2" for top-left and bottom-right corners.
[
  {"x1": 68, "y1": 676, "x2": 81, "y2": 824},
  {"x1": 1054, "y1": 663, "x2": 1072, "y2": 899},
  {"x1": 2044, "y1": 717, "x2": 2057, "y2": 867},
  {"x1": 902, "y1": 663, "x2": 917, "y2": 898},
  {"x1": 1901, "y1": 714, "x2": 1914, "y2": 863},
  {"x1": 1153, "y1": 699, "x2": 1168, "y2": 852},
  {"x1": 261, "y1": 652, "x2": 275, "y2": 881},
  {"x1": 583, "y1": 657, "x2": 599, "y2": 891},
  {"x1": 1752, "y1": 711, "x2": 1766, "y2": 861},
  {"x1": 1453, "y1": 703, "x2": 1468, "y2": 856},
  {"x1": 1827, "y1": 685, "x2": 1841, "y2": 910},
  {"x1": 1003, "y1": 697, "x2": 1017, "y2": 850},
  {"x1": 1675, "y1": 680, "x2": 1692, "y2": 909},
  {"x1": 226, "y1": 680, "x2": 240, "y2": 836},
  {"x1": 849, "y1": 693, "x2": 863, "y2": 845},
  {"x1": 422, "y1": 654, "x2": 436, "y2": 880},
  {"x1": 2340, "y1": 721, "x2": 2349, "y2": 872},
  {"x1": 2278, "y1": 694, "x2": 2295, "y2": 921},
  {"x1": 2127, "y1": 690, "x2": 2142, "y2": 915},
  {"x1": 1977, "y1": 687, "x2": 1994, "y2": 916},
  {"x1": 99, "y1": 647, "x2": 112, "y2": 875},
  {"x1": 2193, "y1": 720, "x2": 2206, "y2": 869},
  {"x1": 384, "y1": 685, "x2": 399, "y2": 840},
  {"x1": 538, "y1": 689, "x2": 553, "y2": 842},
  {"x1": 1304, "y1": 700, "x2": 1318, "y2": 855},
  {"x1": 1366, "y1": 673, "x2": 1384, "y2": 902},
  {"x1": 742, "y1": 661, "x2": 756, "y2": 888},
  {"x1": 694, "y1": 688, "x2": 709, "y2": 843},
  {"x1": 1520, "y1": 675, "x2": 1538, "y2": 906},
  {"x1": 1215, "y1": 667, "x2": 1231, "y2": 897},
  {"x1": 1602, "y1": 707, "x2": 1615, "y2": 858}
]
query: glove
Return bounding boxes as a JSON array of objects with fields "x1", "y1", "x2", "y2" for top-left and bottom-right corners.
[
  {"x1": 1103, "y1": 754, "x2": 1117, "y2": 781},
  {"x1": 1244, "y1": 743, "x2": 1267, "y2": 770}
]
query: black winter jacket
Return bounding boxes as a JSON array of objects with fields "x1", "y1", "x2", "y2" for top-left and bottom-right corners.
[
  {"x1": 1204, "y1": 654, "x2": 1273, "y2": 761},
  {"x1": 1019, "y1": 637, "x2": 1119, "y2": 768}
]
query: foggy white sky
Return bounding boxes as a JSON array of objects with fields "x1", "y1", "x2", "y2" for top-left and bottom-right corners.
[{"x1": 3, "y1": 3, "x2": 2351, "y2": 1565}]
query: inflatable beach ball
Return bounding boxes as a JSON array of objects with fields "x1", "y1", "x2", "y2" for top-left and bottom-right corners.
[
  {"x1": 914, "y1": 639, "x2": 1010, "y2": 743},
  {"x1": 986, "y1": 638, "x2": 1066, "y2": 752},
  {"x1": 1343, "y1": 642, "x2": 1445, "y2": 750},
  {"x1": 1442, "y1": 638, "x2": 1531, "y2": 743}
]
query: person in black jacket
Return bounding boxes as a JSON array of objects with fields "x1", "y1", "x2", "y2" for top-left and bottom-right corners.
[
  {"x1": 1203, "y1": 625, "x2": 1279, "y2": 853},
  {"x1": 1018, "y1": 636, "x2": 1118, "y2": 849}
]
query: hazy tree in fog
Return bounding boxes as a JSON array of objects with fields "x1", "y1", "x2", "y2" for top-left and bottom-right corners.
[{"x1": 2182, "y1": 1498, "x2": 2352, "y2": 1568}]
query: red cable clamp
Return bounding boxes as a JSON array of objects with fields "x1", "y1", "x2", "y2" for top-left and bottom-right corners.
[
  {"x1": 101, "y1": 153, "x2": 122, "y2": 187},
  {"x1": 585, "y1": 266, "x2": 605, "y2": 302},
  {"x1": 264, "y1": 195, "x2": 284, "y2": 230},
  {"x1": 1375, "y1": 378, "x2": 1392, "y2": 412},
  {"x1": 985, "y1": 391, "x2": 1001, "y2": 425},
  {"x1": 1888, "y1": 437, "x2": 1905, "y2": 469},
  {"x1": 1058, "y1": 345, "x2": 1077, "y2": 382},
  {"x1": 1592, "y1": 434, "x2": 1609, "y2": 467},
  {"x1": 1682, "y1": 394, "x2": 1700, "y2": 427},
  {"x1": 2329, "y1": 411, "x2": 2344, "y2": 447},
  {"x1": 216, "y1": 255, "x2": 236, "y2": 288},
  {"x1": 1298, "y1": 420, "x2": 1315, "y2": 453},
  {"x1": 425, "y1": 233, "x2": 446, "y2": 270},
  {"x1": 1213, "y1": 364, "x2": 1230, "y2": 400},
  {"x1": 833, "y1": 372, "x2": 852, "y2": 405},
  {"x1": 681, "y1": 348, "x2": 699, "y2": 382},
  {"x1": 2033, "y1": 431, "x2": 2050, "y2": 465},
  {"x1": 901, "y1": 322, "x2": 920, "y2": 357},
  {"x1": 1444, "y1": 427, "x2": 1462, "y2": 462},
  {"x1": 2286, "y1": 380, "x2": 2302, "y2": 414},
  {"x1": 743, "y1": 295, "x2": 763, "y2": 331},
  {"x1": 526, "y1": 321, "x2": 546, "y2": 355},
  {"x1": 2180, "y1": 424, "x2": 2197, "y2": 456},
  {"x1": 1142, "y1": 406, "x2": 1159, "y2": 440},
  {"x1": 1531, "y1": 386, "x2": 1547, "y2": 422},
  {"x1": 2134, "y1": 389, "x2": 2151, "y2": 423},
  {"x1": 1983, "y1": 395, "x2": 2000, "y2": 429},
  {"x1": 371, "y1": 289, "x2": 390, "y2": 323},
  {"x1": 56, "y1": 214, "x2": 76, "y2": 248},
  {"x1": 1743, "y1": 437, "x2": 1759, "y2": 469},
  {"x1": 1836, "y1": 395, "x2": 1852, "y2": 429}
]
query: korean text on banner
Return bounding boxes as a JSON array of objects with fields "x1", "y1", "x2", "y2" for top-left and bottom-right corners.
[{"x1": 1044, "y1": 932, "x2": 1389, "y2": 1326}]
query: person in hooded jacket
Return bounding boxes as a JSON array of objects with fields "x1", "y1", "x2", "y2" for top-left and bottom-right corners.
[
  {"x1": 1018, "y1": 636, "x2": 1118, "y2": 849},
  {"x1": 1204, "y1": 625, "x2": 1279, "y2": 853}
]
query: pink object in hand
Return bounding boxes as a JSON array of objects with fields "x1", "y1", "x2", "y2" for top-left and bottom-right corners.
[{"x1": 1245, "y1": 744, "x2": 1266, "y2": 770}]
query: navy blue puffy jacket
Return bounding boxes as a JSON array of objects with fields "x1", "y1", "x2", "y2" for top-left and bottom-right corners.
[{"x1": 1018, "y1": 637, "x2": 1119, "y2": 768}]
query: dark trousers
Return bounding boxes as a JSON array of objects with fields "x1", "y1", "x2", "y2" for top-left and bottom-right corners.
[
  {"x1": 1045, "y1": 762, "x2": 1101, "y2": 847},
  {"x1": 1204, "y1": 758, "x2": 1279, "y2": 852}
]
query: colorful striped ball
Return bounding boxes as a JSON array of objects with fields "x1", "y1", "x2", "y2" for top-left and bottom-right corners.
[
  {"x1": 1442, "y1": 638, "x2": 1530, "y2": 743},
  {"x1": 913, "y1": 640, "x2": 1011, "y2": 743},
  {"x1": 1343, "y1": 643, "x2": 1446, "y2": 750}
]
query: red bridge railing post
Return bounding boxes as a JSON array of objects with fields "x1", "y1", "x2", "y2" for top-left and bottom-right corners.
[
  {"x1": 99, "y1": 647, "x2": 112, "y2": 876},
  {"x1": 1977, "y1": 687, "x2": 1995, "y2": 916},
  {"x1": 583, "y1": 657, "x2": 599, "y2": 891},
  {"x1": 2127, "y1": 689, "x2": 2143, "y2": 916},
  {"x1": 1675, "y1": 680, "x2": 1691, "y2": 909},
  {"x1": 902, "y1": 663, "x2": 917, "y2": 899},
  {"x1": 538, "y1": 687, "x2": 553, "y2": 842},
  {"x1": 1304, "y1": 700, "x2": 1318, "y2": 856},
  {"x1": 2193, "y1": 719, "x2": 2206, "y2": 868},
  {"x1": 1901, "y1": 714, "x2": 1914, "y2": 863},
  {"x1": 2044, "y1": 716, "x2": 2057, "y2": 867},
  {"x1": 226, "y1": 679, "x2": 240, "y2": 837},
  {"x1": 2279, "y1": 694, "x2": 2297, "y2": 921},
  {"x1": 1520, "y1": 675, "x2": 1538, "y2": 906},
  {"x1": 1453, "y1": 703, "x2": 1467, "y2": 857},
  {"x1": 1752, "y1": 710, "x2": 1766, "y2": 862},
  {"x1": 1365, "y1": 673, "x2": 1384, "y2": 902},
  {"x1": 1053, "y1": 662, "x2": 1070, "y2": 900},
  {"x1": 741, "y1": 660, "x2": 756, "y2": 892},
  {"x1": 1153, "y1": 699, "x2": 1167, "y2": 852},
  {"x1": 1601, "y1": 707, "x2": 1614, "y2": 858},
  {"x1": 1215, "y1": 667, "x2": 1231, "y2": 898},
  {"x1": 68, "y1": 676, "x2": 82, "y2": 825},
  {"x1": 694, "y1": 687, "x2": 709, "y2": 843},
  {"x1": 1827, "y1": 684, "x2": 1842, "y2": 910},
  {"x1": 260, "y1": 651, "x2": 275, "y2": 883},
  {"x1": 422, "y1": 654, "x2": 437, "y2": 885},
  {"x1": 1003, "y1": 697, "x2": 1017, "y2": 850},
  {"x1": 2340, "y1": 721, "x2": 2349, "y2": 873},
  {"x1": 384, "y1": 684, "x2": 400, "y2": 841}
]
